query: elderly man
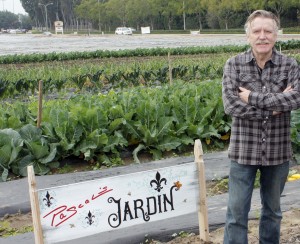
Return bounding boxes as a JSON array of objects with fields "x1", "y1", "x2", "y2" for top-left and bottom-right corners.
[{"x1": 222, "y1": 10, "x2": 300, "y2": 244}]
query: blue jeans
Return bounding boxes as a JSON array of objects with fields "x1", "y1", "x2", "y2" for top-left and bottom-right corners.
[{"x1": 223, "y1": 161, "x2": 289, "y2": 244}]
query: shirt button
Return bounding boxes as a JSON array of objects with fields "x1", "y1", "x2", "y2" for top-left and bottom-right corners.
[
  {"x1": 263, "y1": 121, "x2": 267, "y2": 124},
  {"x1": 262, "y1": 138, "x2": 266, "y2": 142},
  {"x1": 265, "y1": 116, "x2": 268, "y2": 119}
]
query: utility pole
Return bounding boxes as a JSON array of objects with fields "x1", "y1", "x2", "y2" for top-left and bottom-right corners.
[{"x1": 39, "y1": 2, "x2": 53, "y2": 31}]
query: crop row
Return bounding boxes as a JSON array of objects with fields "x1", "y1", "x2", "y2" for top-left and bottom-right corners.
[
  {"x1": 0, "y1": 80, "x2": 231, "y2": 181},
  {"x1": 1, "y1": 51, "x2": 300, "y2": 99},
  {"x1": 0, "y1": 65, "x2": 224, "y2": 99}
]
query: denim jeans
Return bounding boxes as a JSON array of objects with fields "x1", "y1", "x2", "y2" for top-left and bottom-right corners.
[{"x1": 223, "y1": 161, "x2": 289, "y2": 244}]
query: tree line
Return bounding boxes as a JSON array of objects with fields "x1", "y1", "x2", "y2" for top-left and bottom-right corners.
[{"x1": 14, "y1": 0, "x2": 300, "y2": 32}]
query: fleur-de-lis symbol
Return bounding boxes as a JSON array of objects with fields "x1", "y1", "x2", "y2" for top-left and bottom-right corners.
[
  {"x1": 43, "y1": 191, "x2": 53, "y2": 207},
  {"x1": 150, "y1": 171, "x2": 167, "y2": 192},
  {"x1": 85, "y1": 211, "x2": 95, "y2": 225}
]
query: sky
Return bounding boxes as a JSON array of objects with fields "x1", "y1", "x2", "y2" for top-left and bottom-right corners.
[{"x1": 1, "y1": 0, "x2": 27, "y2": 15}]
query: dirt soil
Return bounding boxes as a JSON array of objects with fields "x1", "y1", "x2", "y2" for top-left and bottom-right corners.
[
  {"x1": 155, "y1": 208, "x2": 300, "y2": 244},
  {"x1": 1, "y1": 208, "x2": 300, "y2": 243}
]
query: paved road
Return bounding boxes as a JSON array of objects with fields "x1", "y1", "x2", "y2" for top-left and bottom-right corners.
[
  {"x1": 1, "y1": 33, "x2": 300, "y2": 56},
  {"x1": 1, "y1": 151, "x2": 300, "y2": 244}
]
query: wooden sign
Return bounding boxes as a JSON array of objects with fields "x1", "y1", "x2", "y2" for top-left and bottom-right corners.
[
  {"x1": 54, "y1": 21, "x2": 64, "y2": 34},
  {"x1": 28, "y1": 139, "x2": 209, "y2": 243}
]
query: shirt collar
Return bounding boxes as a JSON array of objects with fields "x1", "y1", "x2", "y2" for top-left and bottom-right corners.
[{"x1": 244, "y1": 48, "x2": 280, "y2": 65}]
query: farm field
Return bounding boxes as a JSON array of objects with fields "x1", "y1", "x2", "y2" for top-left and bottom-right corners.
[{"x1": 1, "y1": 33, "x2": 300, "y2": 55}]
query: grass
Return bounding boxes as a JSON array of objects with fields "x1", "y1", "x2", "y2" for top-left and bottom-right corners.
[{"x1": 0, "y1": 218, "x2": 33, "y2": 237}]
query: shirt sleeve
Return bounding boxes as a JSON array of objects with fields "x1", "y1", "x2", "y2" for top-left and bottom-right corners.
[
  {"x1": 222, "y1": 58, "x2": 272, "y2": 120},
  {"x1": 248, "y1": 60, "x2": 300, "y2": 112}
]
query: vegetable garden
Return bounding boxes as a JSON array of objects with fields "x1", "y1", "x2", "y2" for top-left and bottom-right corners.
[{"x1": 1, "y1": 40, "x2": 300, "y2": 181}]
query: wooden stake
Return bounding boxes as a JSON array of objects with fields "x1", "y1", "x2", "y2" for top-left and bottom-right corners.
[
  {"x1": 37, "y1": 80, "x2": 43, "y2": 128},
  {"x1": 168, "y1": 52, "x2": 173, "y2": 85},
  {"x1": 28, "y1": 165, "x2": 44, "y2": 244},
  {"x1": 194, "y1": 139, "x2": 209, "y2": 242}
]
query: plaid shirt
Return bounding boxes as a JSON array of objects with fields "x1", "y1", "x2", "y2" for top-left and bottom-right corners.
[{"x1": 222, "y1": 49, "x2": 300, "y2": 166}]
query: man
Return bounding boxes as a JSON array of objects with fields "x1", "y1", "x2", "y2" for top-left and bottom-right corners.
[{"x1": 222, "y1": 10, "x2": 300, "y2": 244}]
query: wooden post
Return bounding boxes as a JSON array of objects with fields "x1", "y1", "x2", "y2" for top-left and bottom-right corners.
[
  {"x1": 28, "y1": 165, "x2": 44, "y2": 244},
  {"x1": 37, "y1": 80, "x2": 43, "y2": 128},
  {"x1": 168, "y1": 52, "x2": 173, "y2": 85},
  {"x1": 194, "y1": 139, "x2": 209, "y2": 242}
]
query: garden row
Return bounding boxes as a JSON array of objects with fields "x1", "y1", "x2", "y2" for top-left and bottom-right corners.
[
  {"x1": 0, "y1": 81, "x2": 231, "y2": 181},
  {"x1": 1, "y1": 51, "x2": 300, "y2": 99}
]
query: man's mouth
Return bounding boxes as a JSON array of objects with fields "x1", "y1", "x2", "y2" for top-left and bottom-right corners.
[{"x1": 256, "y1": 42, "x2": 269, "y2": 45}]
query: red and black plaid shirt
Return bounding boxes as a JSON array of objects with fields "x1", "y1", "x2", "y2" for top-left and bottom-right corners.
[{"x1": 222, "y1": 48, "x2": 300, "y2": 166}]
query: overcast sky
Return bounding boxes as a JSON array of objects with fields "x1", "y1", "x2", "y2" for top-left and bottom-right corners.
[{"x1": 1, "y1": 0, "x2": 26, "y2": 15}]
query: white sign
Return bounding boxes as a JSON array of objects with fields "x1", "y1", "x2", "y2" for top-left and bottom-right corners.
[
  {"x1": 37, "y1": 163, "x2": 199, "y2": 243},
  {"x1": 54, "y1": 21, "x2": 64, "y2": 34},
  {"x1": 141, "y1": 26, "x2": 151, "y2": 34},
  {"x1": 54, "y1": 21, "x2": 63, "y2": 27}
]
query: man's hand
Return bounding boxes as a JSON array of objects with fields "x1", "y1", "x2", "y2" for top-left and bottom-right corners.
[
  {"x1": 238, "y1": 87, "x2": 251, "y2": 103},
  {"x1": 283, "y1": 86, "x2": 293, "y2": 93},
  {"x1": 273, "y1": 86, "x2": 293, "y2": 115}
]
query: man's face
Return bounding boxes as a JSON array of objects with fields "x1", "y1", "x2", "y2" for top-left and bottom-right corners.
[{"x1": 247, "y1": 16, "x2": 277, "y2": 57}]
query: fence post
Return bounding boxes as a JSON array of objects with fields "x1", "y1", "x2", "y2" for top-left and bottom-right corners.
[
  {"x1": 194, "y1": 139, "x2": 210, "y2": 242},
  {"x1": 28, "y1": 165, "x2": 44, "y2": 244}
]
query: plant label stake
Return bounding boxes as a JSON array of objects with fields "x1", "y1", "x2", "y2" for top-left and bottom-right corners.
[
  {"x1": 37, "y1": 80, "x2": 43, "y2": 128},
  {"x1": 168, "y1": 52, "x2": 173, "y2": 85}
]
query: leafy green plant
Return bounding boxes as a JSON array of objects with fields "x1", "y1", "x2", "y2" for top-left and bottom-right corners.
[
  {"x1": 16, "y1": 124, "x2": 58, "y2": 177},
  {"x1": 0, "y1": 129, "x2": 23, "y2": 181},
  {"x1": 291, "y1": 110, "x2": 300, "y2": 164}
]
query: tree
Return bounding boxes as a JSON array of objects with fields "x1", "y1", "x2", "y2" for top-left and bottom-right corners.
[
  {"x1": 203, "y1": 0, "x2": 235, "y2": 30},
  {"x1": 265, "y1": 0, "x2": 295, "y2": 27},
  {"x1": 0, "y1": 11, "x2": 19, "y2": 29},
  {"x1": 232, "y1": 0, "x2": 264, "y2": 15},
  {"x1": 125, "y1": 0, "x2": 155, "y2": 30},
  {"x1": 186, "y1": 0, "x2": 207, "y2": 30}
]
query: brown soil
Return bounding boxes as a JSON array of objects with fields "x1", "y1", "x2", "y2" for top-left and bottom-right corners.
[
  {"x1": 1, "y1": 208, "x2": 300, "y2": 243},
  {"x1": 154, "y1": 208, "x2": 300, "y2": 244}
]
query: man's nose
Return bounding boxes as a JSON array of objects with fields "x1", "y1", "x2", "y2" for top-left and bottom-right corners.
[{"x1": 258, "y1": 30, "x2": 267, "y2": 38}]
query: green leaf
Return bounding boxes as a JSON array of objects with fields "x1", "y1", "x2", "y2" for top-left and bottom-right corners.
[
  {"x1": 0, "y1": 167, "x2": 8, "y2": 182},
  {"x1": 149, "y1": 149, "x2": 162, "y2": 160},
  {"x1": 40, "y1": 144, "x2": 57, "y2": 164},
  {"x1": 156, "y1": 137, "x2": 181, "y2": 151},
  {"x1": 17, "y1": 155, "x2": 35, "y2": 177},
  {"x1": 25, "y1": 141, "x2": 49, "y2": 159}
]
